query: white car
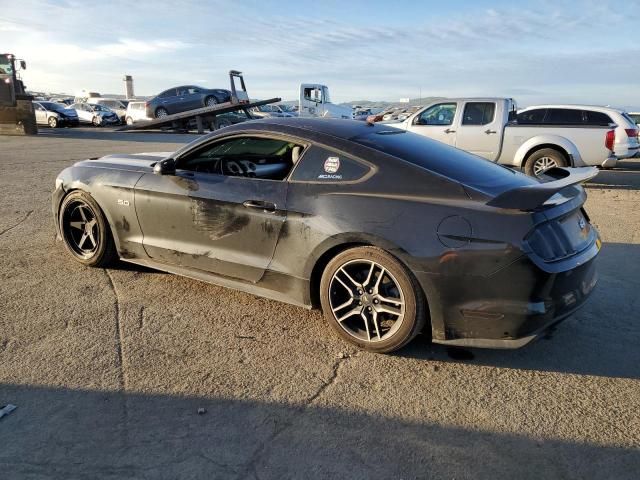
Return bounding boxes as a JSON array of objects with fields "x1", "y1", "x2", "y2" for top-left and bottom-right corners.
[
  {"x1": 124, "y1": 101, "x2": 151, "y2": 125},
  {"x1": 33, "y1": 101, "x2": 79, "y2": 128},
  {"x1": 70, "y1": 102, "x2": 121, "y2": 127},
  {"x1": 518, "y1": 104, "x2": 639, "y2": 162},
  {"x1": 87, "y1": 98, "x2": 128, "y2": 122},
  {"x1": 250, "y1": 104, "x2": 294, "y2": 118}
]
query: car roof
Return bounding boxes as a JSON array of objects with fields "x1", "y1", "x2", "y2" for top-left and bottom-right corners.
[
  {"x1": 520, "y1": 104, "x2": 625, "y2": 114},
  {"x1": 225, "y1": 117, "x2": 381, "y2": 140}
]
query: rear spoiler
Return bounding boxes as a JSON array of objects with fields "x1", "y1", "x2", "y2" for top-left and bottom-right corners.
[{"x1": 487, "y1": 167, "x2": 599, "y2": 210}]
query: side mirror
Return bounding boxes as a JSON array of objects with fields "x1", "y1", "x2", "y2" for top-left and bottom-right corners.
[
  {"x1": 20, "y1": 60, "x2": 26, "y2": 70},
  {"x1": 154, "y1": 158, "x2": 176, "y2": 175}
]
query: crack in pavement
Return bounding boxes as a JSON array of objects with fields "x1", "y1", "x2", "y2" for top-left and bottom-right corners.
[
  {"x1": 237, "y1": 352, "x2": 358, "y2": 480},
  {"x1": 105, "y1": 269, "x2": 127, "y2": 391},
  {"x1": 104, "y1": 268, "x2": 130, "y2": 448},
  {"x1": 0, "y1": 210, "x2": 33, "y2": 237}
]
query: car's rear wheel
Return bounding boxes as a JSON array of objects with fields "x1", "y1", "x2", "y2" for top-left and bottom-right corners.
[
  {"x1": 92, "y1": 116, "x2": 102, "y2": 127},
  {"x1": 320, "y1": 246, "x2": 426, "y2": 353},
  {"x1": 59, "y1": 191, "x2": 117, "y2": 267},
  {"x1": 48, "y1": 117, "x2": 58, "y2": 128},
  {"x1": 126, "y1": 116, "x2": 133, "y2": 125},
  {"x1": 155, "y1": 107, "x2": 168, "y2": 118},
  {"x1": 205, "y1": 96, "x2": 218, "y2": 107},
  {"x1": 524, "y1": 148, "x2": 567, "y2": 177}
]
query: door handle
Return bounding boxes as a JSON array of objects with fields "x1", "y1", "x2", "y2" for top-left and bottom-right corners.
[
  {"x1": 444, "y1": 128, "x2": 456, "y2": 134},
  {"x1": 243, "y1": 200, "x2": 276, "y2": 213},
  {"x1": 484, "y1": 129, "x2": 497, "y2": 134}
]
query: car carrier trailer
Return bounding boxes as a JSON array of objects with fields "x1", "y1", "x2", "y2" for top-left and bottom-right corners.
[{"x1": 120, "y1": 71, "x2": 280, "y2": 134}]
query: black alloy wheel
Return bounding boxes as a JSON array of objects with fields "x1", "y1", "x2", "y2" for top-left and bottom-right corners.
[{"x1": 59, "y1": 191, "x2": 117, "y2": 267}]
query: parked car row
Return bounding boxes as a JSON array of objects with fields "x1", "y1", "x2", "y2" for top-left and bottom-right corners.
[{"x1": 33, "y1": 101, "x2": 122, "y2": 128}]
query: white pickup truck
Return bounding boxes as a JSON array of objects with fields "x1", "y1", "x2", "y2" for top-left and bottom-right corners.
[
  {"x1": 297, "y1": 84, "x2": 352, "y2": 119},
  {"x1": 382, "y1": 98, "x2": 639, "y2": 176}
]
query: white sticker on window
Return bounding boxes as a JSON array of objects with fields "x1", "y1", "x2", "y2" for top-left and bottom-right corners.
[{"x1": 323, "y1": 156, "x2": 340, "y2": 174}]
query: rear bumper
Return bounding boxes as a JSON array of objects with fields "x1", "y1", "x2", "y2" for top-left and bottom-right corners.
[
  {"x1": 418, "y1": 250, "x2": 599, "y2": 349},
  {"x1": 615, "y1": 145, "x2": 639, "y2": 159}
]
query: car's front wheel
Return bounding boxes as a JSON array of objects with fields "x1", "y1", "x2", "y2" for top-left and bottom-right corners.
[
  {"x1": 126, "y1": 116, "x2": 133, "y2": 125},
  {"x1": 92, "y1": 116, "x2": 102, "y2": 127},
  {"x1": 59, "y1": 191, "x2": 117, "y2": 267},
  {"x1": 205, "y1": 96, "x2": 218, "y2": 107},
  {"x1": 48, "y1": 116, "x2": 58, "y2": 128},
  {"x1": 320, "y1": 246, "x2": 426, "y2": 353}
]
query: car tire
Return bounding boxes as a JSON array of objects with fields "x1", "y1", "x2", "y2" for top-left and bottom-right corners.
[
  {"x1": 155, "y1": 107, "x2": 168, "y2": 118},
  {"x1": 319, "y1": 246, "x2": 426, "y2": 353},
  {"x1": 92, "y1": 116, "x2": 102, "y2": 127},
  {"x1": 126, "y1": 116, "x2": 133, "y2": 126},
  {"x1": 205, "y1": 96, "x2": 218, "y2": 107},
  {"x1": 59, "y1": 191, "x2": 117, "y2": 268},
  {"x1": 524, "y1": 148, "x2": 567, "y2": 177},
  {"x1": 48, "y1": 117, "x2": 58, "y2": 128}
]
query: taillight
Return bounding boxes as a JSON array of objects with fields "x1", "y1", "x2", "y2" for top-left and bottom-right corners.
[
  {"x1": 605, "y1": 130, "x2": 615, "y2": 151},
  {"x1": 625, "y1": 128, "x2": 638, "y2": 139}
]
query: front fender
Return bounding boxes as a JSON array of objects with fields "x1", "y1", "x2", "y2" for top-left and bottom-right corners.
[{"x1": 514, "y1": 135, "x2": 581, "y2": 167}]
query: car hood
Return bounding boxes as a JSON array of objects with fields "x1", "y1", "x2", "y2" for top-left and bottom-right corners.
[{"x1": 75, "y1": 152, "x2": 172, "y2": 172}]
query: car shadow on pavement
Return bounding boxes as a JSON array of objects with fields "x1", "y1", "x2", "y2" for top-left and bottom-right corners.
[
  {"x1": 0, "y1": 383, "x2": 637, "y2": 479},
  {"x1": 586, "y1": 159, "x2": 640, "y2": 191},
  {"x1": 397, "y1": 242, "x2": 640, "y2": 381}
]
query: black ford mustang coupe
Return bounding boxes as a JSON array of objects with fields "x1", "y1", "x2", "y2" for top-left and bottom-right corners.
[{"x1": 53, "y1": 118, "x2": 600, "y2": 352}]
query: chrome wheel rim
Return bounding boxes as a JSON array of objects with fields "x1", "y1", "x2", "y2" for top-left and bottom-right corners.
[
  {"x1": 206, "y1": 97, "x2": 217, "y2": 106},
  {"x1": 329, "y1": 259, "x2": 405, "y2": 342},
  {"x1": 156, "y1": 109, "x2": 168, "y2": 118},
  {"x1": 62, "y1": 200, "x2": 99, "y2": 257},
  {"x1": 48, "y1": 117, "x2": 57, "y2": 128},
  {"x1": 533, "y1": 156, "x2": 558, "y2": 176}
]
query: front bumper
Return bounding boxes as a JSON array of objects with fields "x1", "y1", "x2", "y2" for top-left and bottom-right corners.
[
  {"x1": 601, "y1": 156, "x2": 618, "y2": 168},
  {"x1": 418, "y1": 250, "x2": 599, "y2": 349}
]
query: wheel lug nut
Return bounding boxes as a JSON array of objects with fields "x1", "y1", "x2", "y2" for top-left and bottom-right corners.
[
  {"x1": 368, "y1": 290, "x2": 372, "y2": 294},
  {"x1": 358, "y1": 301, "x2": 362, "y2": 306}
]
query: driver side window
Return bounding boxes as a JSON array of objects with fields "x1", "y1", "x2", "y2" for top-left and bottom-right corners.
[
  {"x1": 179, "y1": 136, "x2": 305, "y2": 181},
  {"x1": 415, "y1": 103, "x2": 457, "y2": 126}
]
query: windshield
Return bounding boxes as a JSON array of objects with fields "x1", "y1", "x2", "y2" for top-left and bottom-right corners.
[
  {"x1": 353, "y1": 129, "x2": 536, "y2": 194},
  {"x1": 40, "y1": 102, "x2": 66, "y2": 111},
  {"x1": 92, "y1": 104, "x2": 111, "y2": 112}
]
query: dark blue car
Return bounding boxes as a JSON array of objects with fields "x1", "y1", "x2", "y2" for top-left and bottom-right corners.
[{"x1": 145, "y1": 85, "x2": 231, "y2": 118}]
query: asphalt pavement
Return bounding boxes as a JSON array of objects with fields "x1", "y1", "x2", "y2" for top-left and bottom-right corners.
[{"x1": 0, "y1": 127, "x2": 638, "y2": 479}]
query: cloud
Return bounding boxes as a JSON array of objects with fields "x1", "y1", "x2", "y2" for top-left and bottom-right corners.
[{"x1": 1, "y1": 0, "x2": 638, "y2": 105}]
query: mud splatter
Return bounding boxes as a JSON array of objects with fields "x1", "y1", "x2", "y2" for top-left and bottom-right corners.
[{"x1": 170, "y1": 176, "x2": 199, "y2": 191}]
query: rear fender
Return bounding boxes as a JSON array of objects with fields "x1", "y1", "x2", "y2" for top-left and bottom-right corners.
[{"x1": 514, "y1": 135, "x2": 580, "y2": 167}]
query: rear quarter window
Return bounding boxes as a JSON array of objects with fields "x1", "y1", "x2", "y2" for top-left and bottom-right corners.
[
  {"x1": 584, "y1": 110, "x2": 613, "y2": 126},
  {"x1": 290, "y1": 145, "x2": 370, "y2": 183}
]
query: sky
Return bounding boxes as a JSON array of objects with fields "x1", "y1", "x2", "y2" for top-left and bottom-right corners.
[{"x1": 1, "y1": 0, "x2": 639, "y2": 108}]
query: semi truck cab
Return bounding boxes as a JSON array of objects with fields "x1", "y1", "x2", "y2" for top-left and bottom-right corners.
[{"x1": 298, "y1": 84, "x2": 352, "y2": 119}]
